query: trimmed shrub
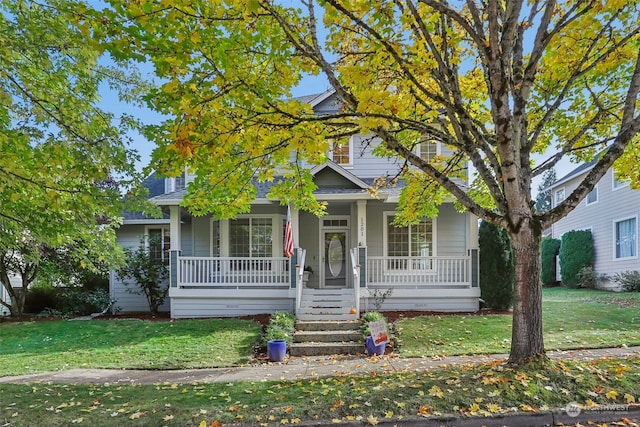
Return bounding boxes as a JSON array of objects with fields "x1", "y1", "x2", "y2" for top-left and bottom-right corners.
[
  {"x1": 613, "y1": 270, "x2": 640, "y2": 292},
  {"x1": 479, "y1": 221, "x2": 514, "y2": 310},
  {"x1": 540, "y1": 238, "x2": 561, "y2": 286},
  {"x1": 559, "y1": 230, "x2": 594, "y2": 288}
]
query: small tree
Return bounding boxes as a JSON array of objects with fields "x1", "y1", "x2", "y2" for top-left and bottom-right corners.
[
  {"x1": 479, "y1": 221, "x2": 514, "y2": 311},
  {"x1": 559, "y1": 230, "x2": 595, "y2": 288},
  {"x1": 540, "y1": 238, "x2": 561, "y2": 286},
  {"x1": 117, "y1": 236, "x2": 169, "y2": 314},
  {"x1": 535, "y1": 169, "x2": 557, "y2": 213}
]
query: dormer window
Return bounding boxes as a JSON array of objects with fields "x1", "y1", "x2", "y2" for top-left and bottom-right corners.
[{"x1": 165, "y1": 170, "x2": 187, "y2": 193}]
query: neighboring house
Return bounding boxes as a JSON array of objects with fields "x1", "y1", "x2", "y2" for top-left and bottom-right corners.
[
  {"x1": 1, "y1": 273, "x2": 22, "y2": 316},
  {"x1": 110, "y1": 90, "x2": 481, "y2": 319},
  {"x1": 549, "y1": 160, "x2": 639, "y2": 289}
]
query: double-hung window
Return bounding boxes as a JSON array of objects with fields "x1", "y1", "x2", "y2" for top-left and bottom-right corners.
[
  {"x1": 385, "y1": 214, "x2": 433, "y2": 270},
  {"x1": 615, "y1": 217, "x2": 637, "y2": 259}
]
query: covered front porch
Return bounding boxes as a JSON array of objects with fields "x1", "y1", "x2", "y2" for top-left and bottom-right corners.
[{"x1": 168, "y1": 247, "x2": 480, "y2": 319}]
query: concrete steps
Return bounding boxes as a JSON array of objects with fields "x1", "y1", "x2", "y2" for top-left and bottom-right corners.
[{"x1": 290, "y1": 319, "x2": 363, "y2": 357}]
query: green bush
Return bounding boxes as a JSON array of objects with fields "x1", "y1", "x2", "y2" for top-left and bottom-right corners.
[
  {"x1": 263, "y1": 311, "x2": 295, "y2": 345},
  {"x1": 559, "y1": 230, "x2": 594, "y2": 288},
  {"x1": 613, "y1": 270, "x2": 640, "y2": 292},
  {"x1": 57, "y1": 288, "x2": 114, "y2": 315},
  {"x1": 479, "y1": 221, "x2": 514, "y2": 310},
  {"x1": 541, "y1": 238, "x2": 561, "y2": 286},
  {"x1": 360, "y1": 311, "x2": 388, "y2": 337},
  {"x1": 575, "y1": 266, "x2": 608, "y2": 289},
  {"x1": 24, "y1": 285, "x2": 59, "y2": 314}
]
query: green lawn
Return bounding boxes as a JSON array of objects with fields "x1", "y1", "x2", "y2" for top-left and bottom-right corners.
[
  {"x1": 0, "y1": 318, "x2": 262, "y2": 376},
  {"x1": 397, "y1": 288, "x2": 640, "y2": 357},
  {"x1": 2, "y1": 357, "x2": 639, "y2": 426}
]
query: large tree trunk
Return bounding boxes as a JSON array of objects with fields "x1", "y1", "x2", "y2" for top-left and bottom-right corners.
[{"x1": 508, "y1": 219, "x2": 545, "y2": 364}]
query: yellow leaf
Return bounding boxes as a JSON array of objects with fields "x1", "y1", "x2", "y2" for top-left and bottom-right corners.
[
  {"x1": 624, "y1": 394, "x2": 636, "y2": 403},
  {"x1": 331, "y1": 419, "x2": 342, "y2": 424},
  {"x1": 163, "y1": 415, "x2": 174, "y2": 421},
  {"x1": 367, "y1": 414, "x2": 379, "y2": 425},
  {"x1": 469, "y1": 403, "x2": 480, "y2": 412},
  {"x1": 199, "y1": 421, "x2": 207, "y2": 427},
  {"x1": 129, "y1": 411, "x2": 147, "y2": 420},
  {"x1": 606, "y1": 390, "x2": 618, "y2": 401}
]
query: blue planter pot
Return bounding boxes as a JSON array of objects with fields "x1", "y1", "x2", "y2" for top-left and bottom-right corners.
[
  {"x1": 267, "y1": 339, "x2": 287, "y2": 362},
  {"x1": 366, "y1": 336, "x2": 386, "y2": 356}
]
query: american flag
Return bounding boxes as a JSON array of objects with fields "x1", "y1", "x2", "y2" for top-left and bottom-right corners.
[{"x1": 284, "y1": 205, "x2": 294, "y2": 258}]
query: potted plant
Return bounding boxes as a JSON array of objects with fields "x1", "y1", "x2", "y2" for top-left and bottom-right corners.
[
  {"x1": 264, "y1": 311, "x2": 295, "y2": 362},
  {"x1": 303, "y1": 265, "x2": 313, "y2": 283}
]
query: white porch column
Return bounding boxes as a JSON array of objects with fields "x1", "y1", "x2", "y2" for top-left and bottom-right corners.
[
  {"x1": 169, "y1": 205, "x2": 181, "y2": 290},
  {"x1": 356, "y1": 200, "x2": 367, "y2": 247},
  {"x1": 468, "y1": 212, "x2": 479, "y2": 249},
  {"x1": 169, "y1": 205, "x2": 181, "y2": 251}
]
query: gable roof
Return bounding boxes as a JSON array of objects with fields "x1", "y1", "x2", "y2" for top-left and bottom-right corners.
[
  {"x1": 550, "y1": 157, "x2": 599, "y2": 189},
  {"x1": 310, "y1": 161, "x2": 370, "y2": 190}
]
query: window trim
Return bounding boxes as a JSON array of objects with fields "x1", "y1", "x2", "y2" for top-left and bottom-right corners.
[
  {"x1": 383, "y1": 212, "x2": 437, "y2": 272},
  {"x1": 585, "y1": 185, "x2": 598, "y2": 206},
  {"x1": 613, "y1": 215, "x2": 638, "y2": 261},
  {"x1": 612, "y1": 169, "x2": 630, "y2": 191},
  {"x1": 554, "y1": 187, "x2": 565, "y2": 207},
  {"x1": 329, "y1": 136, "x2": 354, "y2": 167},
  {"x1": 416, "y1": 139, "x2": 442, "y2": 163},
  {"x1": 144, "y1": 225, "x2": 170, "y2": 265},
  {"x1": 228, "y1": 215, "x2": 278, "y2": 258}
]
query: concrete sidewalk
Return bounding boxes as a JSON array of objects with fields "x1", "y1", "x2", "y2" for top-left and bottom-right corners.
[{"x1": 1, "y1": 345, "x2": 639, "y2": 386}]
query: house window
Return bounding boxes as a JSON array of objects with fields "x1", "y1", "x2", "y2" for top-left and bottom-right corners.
[
  {"x1": 613, "y1": 170, "x2": 630, "y2": 190},
  {"x1": 211, "y1": 220, "x2": 220, "y2": 257},
  {"x1": 330, "y1": 137, "x2": 353, "y2": 166},
  {"x1": 615, "y1": 217, "x2": 637, "y2": 259},
  {"x1": 586, "y1": 186, "x2": 598, "y2": 205},
  {"x1": 147, "y1": 227, "x2": 170, "y2": 265},
  {"x1": 554, "y1": 188, "x2": 565, "y2": 206},
  {"x1": 385, "y1": 214, "x2": 433, "y2": 269},
  {"x1": 418, "y1": 140, "x2": 440, "y2": 163},
  {"x1": 166, "y1": 170, "x2": 187, "y2": 193},
  {"x1": 229, "y1": 218, "x2": 273, "y2": 258}
]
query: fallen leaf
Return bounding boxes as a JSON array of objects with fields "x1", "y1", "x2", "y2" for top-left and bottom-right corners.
[{"x1": 367, "y1": 414, "x2": 379, "y2": 425}]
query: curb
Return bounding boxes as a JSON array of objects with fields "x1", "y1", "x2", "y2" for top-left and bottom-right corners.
[{"x1": 301, "y1": 406, "x2": 640, "y2": 427}]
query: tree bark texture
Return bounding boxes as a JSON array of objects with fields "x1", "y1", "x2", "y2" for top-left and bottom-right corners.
[{"x1": 508, "y1": 219, "x2": 544, "y2": 364}]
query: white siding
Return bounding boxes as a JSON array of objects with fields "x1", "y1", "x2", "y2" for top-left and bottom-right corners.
[
  {"x1": 552, "y1": 169, "x2": 640, "y2": 288},
  {"x1": 169, "y1": 288, "x2": 294, "y2": 318}
]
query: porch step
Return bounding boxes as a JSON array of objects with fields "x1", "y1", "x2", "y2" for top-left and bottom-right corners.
[
  {"x1": 291, "y1": 320, "x2": 363, "y2": 357},
  {"x1": 297, "y1": 288, "x2": 358, "y2": 322}
]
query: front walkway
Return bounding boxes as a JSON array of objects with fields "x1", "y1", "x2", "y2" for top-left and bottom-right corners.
[{"x1": 1, "y1": 346, "x2": 639, "y2": 386}]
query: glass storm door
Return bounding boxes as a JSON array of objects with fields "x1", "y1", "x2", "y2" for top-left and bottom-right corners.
[{"x1": 322, "y1": 231, "x2": 348, "y2": 287}]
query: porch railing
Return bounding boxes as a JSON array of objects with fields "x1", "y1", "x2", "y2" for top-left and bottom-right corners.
[
  {"x1": 177, "y1": 256, "x2": 290, "y2": 288},
  {"x1": 367, "y1": 256, "x2": 470, "y2": 287}
]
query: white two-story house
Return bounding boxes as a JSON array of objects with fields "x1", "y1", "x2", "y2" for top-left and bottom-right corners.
[
  {"x1": 550, "y1": 160, "x2": 639, "y2": 289},
  {"x1": 110, "y1": 91, "x2": 481, "y2": 319}
]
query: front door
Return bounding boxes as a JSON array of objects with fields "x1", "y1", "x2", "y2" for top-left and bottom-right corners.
[{"x1": 322, "y1": 230, "x2": 349, "y2": 287}]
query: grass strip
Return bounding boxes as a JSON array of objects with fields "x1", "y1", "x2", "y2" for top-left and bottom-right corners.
[{"x1": 1, "y1": 357, "x2": 639, "y2": 426}]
